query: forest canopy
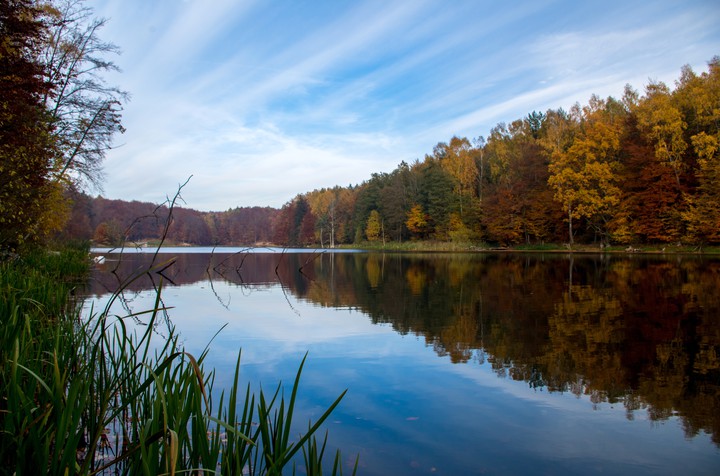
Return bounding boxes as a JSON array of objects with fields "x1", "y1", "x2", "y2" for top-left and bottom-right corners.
[
  {"x1": 278, "y1": 57, "x2": 720, "y2": 248},
  {"x1": 64, "y1": 57, "x2": 720, "y2": 248}
]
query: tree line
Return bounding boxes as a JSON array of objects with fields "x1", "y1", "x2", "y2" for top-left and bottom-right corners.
[
  {"x1": 74, "y1": 57, "x2": 719, "y2": 248},
  {"x1": 282, "y1": 58, "x2": 719, "y2": 248},
  {"x1": 59, "y1": 190, "x2": 277, "y2": 246}
]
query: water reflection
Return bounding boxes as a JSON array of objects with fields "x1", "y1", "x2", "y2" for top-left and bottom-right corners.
[{"x1": 88, "y1": 251, "x2": 720, "y2": 448}]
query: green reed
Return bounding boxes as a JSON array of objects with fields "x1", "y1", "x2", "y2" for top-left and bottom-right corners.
[{"x1": 0, "y1": 246, "x2": 355, "y2": 475}]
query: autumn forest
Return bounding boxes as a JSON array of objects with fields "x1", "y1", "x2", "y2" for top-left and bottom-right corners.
[
  {"x1": 4, "y1": 2, "x2": 719, "y2": 473},
  {"x1": 63, "y1": 58, "x2": 720, "y2": 248}
]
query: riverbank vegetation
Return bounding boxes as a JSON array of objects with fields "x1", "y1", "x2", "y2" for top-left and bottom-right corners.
[
  {"x1": 0, "y1": 244, "x2": 355, "y2": 474},
  {"x1": 342, "y1": 240, "x2": 720, "y2": 254}
]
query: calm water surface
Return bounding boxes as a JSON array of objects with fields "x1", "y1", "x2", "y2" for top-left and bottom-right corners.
[{"x1": 87, "y1": 249, "x2": 720, "y2": 475}]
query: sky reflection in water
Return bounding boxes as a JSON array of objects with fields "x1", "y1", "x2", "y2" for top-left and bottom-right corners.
[{"x1": 86, "y1": 251, "x2": 720, "y2": 475}]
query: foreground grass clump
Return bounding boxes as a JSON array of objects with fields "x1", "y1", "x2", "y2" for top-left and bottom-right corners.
[{"x1": 0, "y1": 245, "x2": 355, "y2": 475}]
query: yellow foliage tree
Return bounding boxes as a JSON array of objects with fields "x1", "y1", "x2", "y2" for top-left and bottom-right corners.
[
  {"x1": 439, "y1": 136, "x2": 478, "y2": 216},
  {"x1": 676, "y1": 58, "x2": 720, "y2": 244},
  {"x1": 635, "y1": 82, "x2": 688, "y2": 187},
  {"x1": 365, "y1": 210, "x2": 382, "y2": 242},
  {"x1": 548, "y1": 96, "x2": 624, "y2": 245},
  {"x1": 405, "y1": 204, "x2": 428, "y2": 238},
  {"x1": 684, "y1": 132, "x2": 720, "y2": 244},
  {"x1": 448, "y1": 212, "x2": 472, "y2": 243}
]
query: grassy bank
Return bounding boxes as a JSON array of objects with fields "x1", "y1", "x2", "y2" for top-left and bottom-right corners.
[
  {"x1": 0, "y1": 245, "x2": 354, "y2": 475},
  {"x1": 345, "y1": 240, "x2": 720, "y2": 254}
]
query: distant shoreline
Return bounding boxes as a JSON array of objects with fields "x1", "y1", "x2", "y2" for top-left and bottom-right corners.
[{"x1": 90, "y1": 242, "x2": 720, "y2": 255}]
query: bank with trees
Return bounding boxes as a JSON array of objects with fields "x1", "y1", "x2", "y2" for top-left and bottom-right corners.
[
  {"x1": 64, "y1": 58, "x2": 719, "y2": 250},
  {"x1": 283, "y1": 60, "x2": 720, "y2": 249}
]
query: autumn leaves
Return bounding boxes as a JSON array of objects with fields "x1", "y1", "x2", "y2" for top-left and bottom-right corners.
[{"x1": 384, "y1": 58, "x2": 719, "y2": 247}]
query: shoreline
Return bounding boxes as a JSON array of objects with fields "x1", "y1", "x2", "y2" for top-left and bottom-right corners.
[{"x1": 89, "y1": 241, "x2": 720, "y2": 255}]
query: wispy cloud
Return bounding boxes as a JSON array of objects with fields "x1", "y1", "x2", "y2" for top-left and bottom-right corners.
[{"x1": 94, "y1": 0, "x2": 720, "y2": 210}]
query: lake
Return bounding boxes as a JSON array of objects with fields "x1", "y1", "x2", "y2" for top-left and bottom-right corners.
[{"x1": 86, "y1": 248, "x2": 720, "y2": 475}]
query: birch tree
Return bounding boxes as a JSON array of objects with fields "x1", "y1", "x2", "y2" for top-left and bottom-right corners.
[{"x1": 41, "y1": 0, "x2": 127, "y2": 190}]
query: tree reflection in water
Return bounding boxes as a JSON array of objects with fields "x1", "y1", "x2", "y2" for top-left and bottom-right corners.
[{"x1": 89, "y1": 250, "x2": 720, "y2": 446}]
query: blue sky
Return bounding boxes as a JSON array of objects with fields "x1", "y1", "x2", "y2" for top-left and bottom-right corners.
[{"x1": 93, "y1": 0, "x2": 719, "y2": 211}]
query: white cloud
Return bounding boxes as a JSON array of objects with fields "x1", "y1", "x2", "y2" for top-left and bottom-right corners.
[{"x1": 94, "y1": 0, "x2": 720, "y2": 210}]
